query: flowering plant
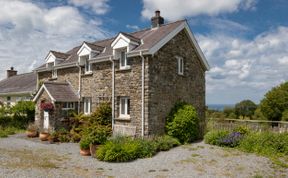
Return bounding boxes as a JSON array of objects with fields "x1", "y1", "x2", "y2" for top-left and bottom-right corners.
[
  {"x1": 219, "y1": 132, "x2": 243, "y2": 147},
  {"x1": 40, "y1": 102, "x2": 54, "y2": 112}
]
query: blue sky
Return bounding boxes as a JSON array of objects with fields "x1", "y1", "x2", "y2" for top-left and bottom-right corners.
[{"x1": 0, "y1": 0, "x2": 287, "y2": 105}]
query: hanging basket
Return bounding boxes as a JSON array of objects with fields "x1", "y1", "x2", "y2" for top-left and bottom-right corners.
[{"x1": 40, "y1": 102, "x2": 54, "y2": 112}]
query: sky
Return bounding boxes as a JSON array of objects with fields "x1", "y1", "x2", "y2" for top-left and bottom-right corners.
[{"x1": 0, "y1": 0, "x2": 287, "y2": 105}]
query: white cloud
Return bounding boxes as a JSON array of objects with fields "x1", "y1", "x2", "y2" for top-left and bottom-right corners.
[
  {"x1": 69, "y1": 0, "x2": 110, "y2": 15},
  {"x1": 197, "y1": 26, "x2": 288, "y2": 104},
  {"x1": 0, "y1": 0, "x2": 110, "y2": 80},
  {"x1": 126, "y1": 24, "x2": 140, "y2": 31},
  {"x1": 142, "y1": 0, "x2": 256, "y2": 21}
]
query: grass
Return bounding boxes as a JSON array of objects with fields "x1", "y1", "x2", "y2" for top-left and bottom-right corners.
[
  {"x1": 205, "y1": 130, "x2": 288, "y2": 168},
  {"x1": 0, "y1": 148, "x2": 68, "y2": 169},
  {"x1": 0, "y1": 126, "x2": 24, "y2": 138}
]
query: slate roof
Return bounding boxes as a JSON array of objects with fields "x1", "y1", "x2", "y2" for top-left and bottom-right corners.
[
  {"x1": 50, "y1": 51, "x2": 70, "y2": 59},
  {"x1": 0, "y1": 72, "x2": 37, "y2": 95},
  {"x1": 84, "y1": 42, "x2": 105, "y2": 52},
  {"x1": 35, "y1": 20, "x2": 186, "y2": 70},
  {"x1": 43, "y1": 82, "x2": 78, "y2": 102}
]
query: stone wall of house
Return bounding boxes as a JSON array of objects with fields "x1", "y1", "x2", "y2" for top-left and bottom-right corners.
[
  {"x1": 114, "y1": 56, "x2": 149, "y2": 136},
  {"x1": 81, "y1": 61, "x2": 112, "y2": 111},
  {"x1": 147, "y1": 29, "x2": 206, "y2": 136},
  {"x1": 38, "y1": 67, "x2": 79, "y2": 93}
]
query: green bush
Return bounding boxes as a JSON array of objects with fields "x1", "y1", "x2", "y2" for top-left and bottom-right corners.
[
  {"x1": 79, "y1": 135, "x2": 91, "y2": 149},
  {"x1": 96, "y1": 135, "x2": 180, "y2": 162},
  {"x1": 154, "y1": 135, "x2": 180, "y2": 151},
  {"x1": 96, "y1": 136, "x2": 142, "y2": 162},
  {"x1": 233, "y1": 126, "x2": 250, "y2": 135},
  {"x1": 204, "y1": 130, "x2": 229, "y2": 145},
  {"x1": 90, "y1": 102, "x2": 112, "y2": 126},
  {"x1": 166, "y1": 104, "x2": 199, "y2": 143},
  {"x1": 0, "y1": 126, "x2": 23, "y2": 138},
  {"x1": 238, "y1": 132, "x2": 288, "y2": 156},
  {"x1": 282, "y1": 109, "x2": 288, "y2": 121}
]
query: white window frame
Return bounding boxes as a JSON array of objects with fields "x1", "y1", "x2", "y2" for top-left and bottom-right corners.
[
  {"x1": 52, "y1": 69, "x2": 57, "y2": 78},
  {"x1": 84, "y1": 59, "x2": 92, "y2": 74},
  {"x1": 177, "y1": 56, "x2": 184, "y2": 75},
  {"x1": 84, "y1": 97, "x2": 91, "y2": 115},
  {"x1": 62, "y1": 102, "x2": 75, "y2": 110},
  {"x1": 119, "y1": 49, "x2": 130, "y2": 69},
  {"x1": 119, "y1": 97, "x2": 130, "y2": 118}
]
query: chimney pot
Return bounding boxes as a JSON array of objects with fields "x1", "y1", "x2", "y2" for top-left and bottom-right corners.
[
  {"x1": 6, "y1": 67, "x2": 17, "y2": 78},
  {"x1": 151, "y1": 10, "x2": 164, "y2": 28}
]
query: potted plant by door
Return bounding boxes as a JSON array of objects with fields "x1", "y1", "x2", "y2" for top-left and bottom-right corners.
[
  {"x1": 79, "y1": 135, "x2": 91, "y2": 156},
  {"x1": 26, "y1": 123, "x2": 39, "y2": 138},
  {"x1": 89, "y1": 126, "x2": 109, "y2": 157},
  {"x1": 39, "y1": 129, "x2": 50, "y2": 141}
]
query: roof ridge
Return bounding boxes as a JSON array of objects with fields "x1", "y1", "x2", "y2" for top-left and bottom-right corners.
[{"x1": 44, "y1": 81, "x2": 69, "y2": 85}]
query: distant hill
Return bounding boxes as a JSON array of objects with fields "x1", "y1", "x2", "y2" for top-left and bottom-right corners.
[{"x1": 207, "y1": 104, "x2": 234, "y2": 111}]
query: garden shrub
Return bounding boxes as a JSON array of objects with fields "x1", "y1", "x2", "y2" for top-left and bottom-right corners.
[
  {"x1": 166, "y1": 104, "x2": 199, "y2": 143},
  {"x1": 90, "y1": 102, "x2": 112, "y2": 126},
  {"x1": 218, "y1": 132, "x2": 243, "y2": 147},
  {"x1": 96, "y1": 135, "x2": 180, "y2": 162},
  {"x1": 238, "y1": 132, "x2": 288, "y2": 156},
  {"x1": 233, "y1": 126, "x2": 250, "y2": 135},
  {"x1": 79, "y1": 135, "x2": 91, "y2": 149},
  {"x1": 204, "y1": 130, "x2": 229, "y2": 145},
  {"x1": 154, "y1": 135, "x2": 180, "y2": 151}
]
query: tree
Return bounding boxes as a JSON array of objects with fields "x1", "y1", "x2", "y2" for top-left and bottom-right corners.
[
  {"x1": 259, "y1": 82, "x2": 288, "y2": 121},
  {"x1": 281, "y1": 109, "x2": 288, "y2": 121},
  {"x1": 235, "y1": 100, "x2": 257, "y2": 119},
  {"x1": 223, "y1": 107, "x2": 235, "y2": 118}
]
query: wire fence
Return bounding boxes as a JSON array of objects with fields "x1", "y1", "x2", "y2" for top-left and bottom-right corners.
[{"x1": 208, "y1": 118, "x2": 288, "y2": 133}]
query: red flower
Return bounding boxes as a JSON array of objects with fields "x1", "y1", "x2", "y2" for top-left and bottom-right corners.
[{"x1": 40, "y1": 102, "x2": 54, "y2": 111}]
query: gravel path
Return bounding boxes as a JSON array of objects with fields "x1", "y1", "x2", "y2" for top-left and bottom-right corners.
[{"x1": 0, "y1": 134, "x2": 287, "y2": 178}]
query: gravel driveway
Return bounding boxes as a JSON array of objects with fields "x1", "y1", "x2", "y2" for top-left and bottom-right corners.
[{"x1": 0, "y1": 134, "x2": 287, "y2": 178}]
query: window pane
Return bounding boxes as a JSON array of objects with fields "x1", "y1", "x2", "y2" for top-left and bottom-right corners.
[
  {"x1": 127, "y1": 99, "x2": 130, "y2": 115},
  {"x1": 120, "y1": 51, "x2": 126, "y2": 67},
  {"x1": 121, "y1": 98, "x2": 125, "y2": 115}
]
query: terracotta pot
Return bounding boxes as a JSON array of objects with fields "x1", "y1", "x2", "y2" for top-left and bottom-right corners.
[
  {"x1": 39, "y1": 132, "x2": 50, "y2": 141},
  {"x1": 90, "y1": 144, "x2": 99, "y2": 158},
  {"x1": 80, "y1": 148, "x2": 91, "y2": 156},
  {"x1": 26, "y1": 130, "x2": 38, "y2": 138}
]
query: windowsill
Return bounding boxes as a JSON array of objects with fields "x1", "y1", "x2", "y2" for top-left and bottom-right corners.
[
  {"x1": 82, "y1": 71, "x2": 93, "y2": 76},
  {"x1": 115, "y1": 115, "x2": 131, "y2": 121},
  {"x1": 178, "y1": 73, "x2": 184, "y2": 76},
  {"x1": 49, "y1": 77, "x2": 57, "y2": 81},
  {"x1": 119, "y1": 66, "x2": 131, "y2": 71}
]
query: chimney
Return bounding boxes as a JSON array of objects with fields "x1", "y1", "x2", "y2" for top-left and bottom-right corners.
[
  {"x1": 151, "y1": 10, "x2": 164, "y2": 28},
  {"x1": 7, "y1": 67, "x2": 17, "y2": 78}
]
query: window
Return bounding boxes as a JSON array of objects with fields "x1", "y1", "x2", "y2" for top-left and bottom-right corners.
[
  {"x1": 52, "y1": 69, "x2": 57, "y2": 78},
  {"x1": 119, "y1": 50, "x2": 129, "y2": 69},
  {"x1": 177, "y1": 56, "x2": 184, "y2": 75},
  {"x1": 119, "y1": 97, "x2": 130, "y2": 118},
  {"x1": 62, "y1": 102, "x2": 75, "y2": 110},
  {"x1": 84, "y1": 59, "x2": 91, "y2": 73},
  {"x1": 7, "y1": 96, "x2": 11, "y2": 106},
  {"x1": 84, "y1": 97, "x2": 91, "y2": 115},
  {"x1": 47, "y1": 62, "x2": 54, "y2": 69}
]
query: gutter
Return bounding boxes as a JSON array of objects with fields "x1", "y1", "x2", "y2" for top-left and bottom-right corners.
[
  {"x1": 109, "y1": 56, "x2": 115, "y2": 131},
  {"x1": 140, "y1": 51, "x2": 145, "y2": 137},
  {"x1": 76, "y1": 63, "x2": 82, "y2": 114}
]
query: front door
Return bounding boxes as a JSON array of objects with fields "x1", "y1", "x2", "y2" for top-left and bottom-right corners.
[{"x1": 43, "y1": 111, "x2": 49, "y2": 129}]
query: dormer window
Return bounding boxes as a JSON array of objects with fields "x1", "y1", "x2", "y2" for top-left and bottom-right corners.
[{"x1": 47, "y1": 62, "x2": 54, "y2": 69}]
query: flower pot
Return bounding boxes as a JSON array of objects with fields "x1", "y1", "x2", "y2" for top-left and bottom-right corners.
[
  {"x1": 39, "y1": 132, "x2": 50, "y2": 141},
  {"x1": 80, "y1": 148, "x2": 91, "y2": 156},
  {"x1": 90, "y1": 144, "x2": 99, "y2": 158},
  {"x1": 26, "y1": 130, "x2": 38, "y2": 138}
]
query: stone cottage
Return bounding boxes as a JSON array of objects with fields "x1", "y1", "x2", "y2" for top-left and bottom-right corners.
[
  {"x1": 33, "y1": 11, "x2": 209, "y2": 136},
  {"x1": 0, "y1": 67, "x2": 37, "y2": 106}
]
